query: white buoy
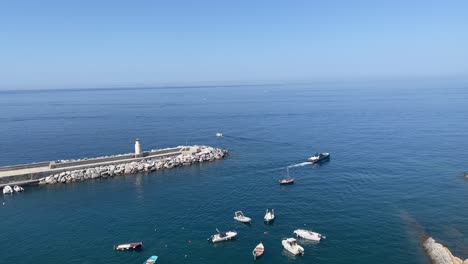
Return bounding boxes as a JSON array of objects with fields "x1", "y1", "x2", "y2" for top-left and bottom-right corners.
[{"x1": 135, "y1": 139, "x2": 142, "y2": 157}]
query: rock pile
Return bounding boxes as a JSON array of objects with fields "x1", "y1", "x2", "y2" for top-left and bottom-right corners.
[
  {"x1": 38, "y1": 146, "x2": 226, "y2": 185},
  {"x1": 424, "y1": 237, "x2": 468, "y2": 264}
]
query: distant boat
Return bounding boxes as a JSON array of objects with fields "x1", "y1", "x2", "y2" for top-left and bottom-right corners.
[
  {"x1": 216, "y1": 132, "x2": 223, "y2": 137},
  {"x1": 208, "y1": 229, "x2": 237, "y2": 243},
  {"x1": 279, "y1": 167, "x2": 295, "y2": 185},
  {"x1": 282, "y1": 238, "x2": 304, "y2": 255},
  {"x1": 264, "y1": 209, "x2": 275, "y2": 223},
  {"x1": 234, "y1": 211, "x2": 252, "y2": 223},
  {"x1": 113, "y1": 242, "x2": 143, "y2": 251},
  {"x1": 307, "y1": 153, "x2": 330, "y2": 163},
  {"x1": 143, "y1": 255, "x2": 158, "y2": 264},
  {"x1": 294, "y1": 229, "x2": 325, "y2": 241},
  {"x1": 252, "y1": 242, "x2": 264, "y2": 259},
  {"x1": 13, "y1": 185, "x2": 24, "y2": 192},
  {"x1": 3, "y1": 186, "x2": 13, "y2": 195}
]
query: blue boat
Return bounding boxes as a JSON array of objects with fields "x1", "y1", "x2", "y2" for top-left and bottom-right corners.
[{"x1": 144, "y1": 255, "x2": 158, "y2": 264}]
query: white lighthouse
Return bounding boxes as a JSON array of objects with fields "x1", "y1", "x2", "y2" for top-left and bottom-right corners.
[{"x1": 135, "y1": 138, "x2": 142, "y2": 157}]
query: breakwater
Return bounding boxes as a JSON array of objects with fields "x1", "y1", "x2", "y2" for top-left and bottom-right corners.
[
  {"x1": 424, "y1": 237, "x2": 468, "y2": 264},
  {"x1": 0, "y1": 145, "x2": 227, "y2": 187}
]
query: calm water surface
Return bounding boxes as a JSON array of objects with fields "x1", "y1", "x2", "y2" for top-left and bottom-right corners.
[{"x1": 1, "y1": 83, "x2": 468, "y2": 263}]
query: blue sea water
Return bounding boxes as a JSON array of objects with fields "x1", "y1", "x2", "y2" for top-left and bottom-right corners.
[{"x1": 1, "y1": 82, "x2": 468, "y2": 264}]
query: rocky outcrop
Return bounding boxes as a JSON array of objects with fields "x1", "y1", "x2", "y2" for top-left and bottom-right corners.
[
  {"x1": 38, "y1": 146, "x2": 227, "y2": 185},
  {"x1": 424, "y1": 237, "x2": 468, "y2": 264}
]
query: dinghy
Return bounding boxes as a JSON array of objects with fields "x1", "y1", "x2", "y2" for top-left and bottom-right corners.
[
  {"x1": 294, "y1": 229, "x2": 325, "y2": 241},
  {"x1": 3, "y1": 186, "x2": 13, "y2": 195},
  {"x1": 143, "y1": 255, "x2": 158, "y2": 264},
  {"x1": 252, "y1": 242, "x2": 264, "y2": 259},
  {"x1": 264, "y1": 209, "x2": 275, "y2": 223},
  {"x1": 113, "y1": 242, "x2": 143, "y2": 250},
  {"x1": 208, "y1": 229, "x2": 237, "y2": 243},
  {"x1": 234, "y1": 211, "x2": 251, "y2": 223},
  {"x1": 282, "y1": 238, "x2": 304, "y2": 255},
  {"x1": 13, "y1": 185, "x2": 24, "y2": 192}
]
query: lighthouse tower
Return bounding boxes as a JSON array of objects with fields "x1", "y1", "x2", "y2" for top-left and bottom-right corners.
[{"x1": 135, "y1": 138, "x2": 142, "y2": 157}]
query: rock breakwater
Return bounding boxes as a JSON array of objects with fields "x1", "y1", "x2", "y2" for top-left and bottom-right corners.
[
  {"x1": 424, "y1": 237, "x2": 468, "y2": 264},
  {"x1": 38, "y1": 146, "x2": 227, "y2": 185}
]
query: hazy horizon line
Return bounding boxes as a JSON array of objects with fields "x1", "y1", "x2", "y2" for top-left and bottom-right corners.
[{"x1": 1, "y1": 74, "x2": 467, "y2": 93}]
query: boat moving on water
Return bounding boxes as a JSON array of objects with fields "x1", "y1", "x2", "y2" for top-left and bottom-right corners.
[
  {"x1": 264, "y1": 209, "x2": 275, "y2": 223},
  {"x1": 307, "y1": 153, "x2": 330, "y2": 163},
  {"x1": 294, "y1": 229, "x2": 325, "y2": 241},
  {"x1": 279, "y1": 167, "x2": 295, "y2": 185},
  {"x1": 234, "y1": 211, "x2": 252, "y2": 223},
  {"x1": 282, "y1": 238, "x2": 304, "y2": 255},
  {"x1": 114, "y1": 242, "x2": 143, "y2": 251},
  {"x1": 279, "y1": 178, "x2": 295, "y2": 185},
  {"x1": 252, "y1": 242, "x2": 264, "y2": 259},
  {"x1": 208, "y1": 229, "x2": 237, "y2": 243},
  {"x1": 144, "y1": 256, "x2": 158, "y2": 264}
]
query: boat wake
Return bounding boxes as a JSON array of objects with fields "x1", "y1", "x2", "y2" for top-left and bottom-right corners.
[{"x1": 288, "y1": 162, "x2": 312, "y2": 168}]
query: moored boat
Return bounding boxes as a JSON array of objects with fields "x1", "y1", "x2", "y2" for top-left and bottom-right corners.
[
  {"x1": 208, "y1": 229, "x2": 237, "y2": 243},
  {"x1": 282, "y1": 238, "x2": 304, "y2": 255},
  {"x1": 3, "y1": 185, "x2": 13, "y2": 195},
  {"x1": 113, "y1": 242, "x2": 143, "y2": 250},
  {"x1": 234, "y1": 211, "x2": 252, "y2": 223},
  {"x1": 252, "y1": 242, "x2": 264, "y2": 259},
  {"x1": 307, "y1": 152, "x2": 330, "y2": 163},
  {"x1": 264, "y1": 209, "x2": 275, "y2": 223},
  {"x1": 294, "y1": 229, "x2": 325, "y2": 241},
  {"x1": 216, "y1": 132, "x2": 223, "y2": 137},
  {"x1": 13, "y1": 185, "x2": 24, "y2": 192},
  {"x1": 144, "y1": 255, "x2": 158, "y2": 264}
]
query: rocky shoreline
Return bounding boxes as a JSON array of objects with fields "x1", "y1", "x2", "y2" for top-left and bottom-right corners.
[
  {"x1": 37, "y1": 145, "x2": 227, "y2": 185},
  {"x1": 424, "y1": 237, "x2": 468, "y2": 264}
]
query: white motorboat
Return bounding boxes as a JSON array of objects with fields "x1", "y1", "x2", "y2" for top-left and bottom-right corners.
[
  {"x1": 307, "y1": 152, "x2": 330, "y2": 163},
  {"x1": 294, "y1": 229, "x2": 325, "y2": 241},
  {"x1": 208, "y1": 229, "x2": 237, "y2": 243},
  {"x1": 3, "y1": 185, "x2": 13, "y2": 195},
  {"x1": 216, "y1": 132, "x2": 223, "y2": 137},
  {"x1": 13, "y1": 185, "x2": 24, "y2": 192},
  {"x1": 264, "y1": 209, "x2": 275, "y2": 223},
  {"x1": 252, "y1": 242, "x2": 264, "y2": 259},
  {"x1": 282, "y1": 238, "x2": 304, "y2": 255},
  {"x1": 234, "y1": 211, "x2": 251, "y2": 223}
]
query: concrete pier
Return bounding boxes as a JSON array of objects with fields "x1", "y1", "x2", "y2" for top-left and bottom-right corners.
[{"x1": 0, "y1": 145, "x2": 227, "y2": 188}]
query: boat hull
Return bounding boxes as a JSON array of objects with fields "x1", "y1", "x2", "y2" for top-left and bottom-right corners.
[
  {"x1": 307, "y1": 153, "x2": 330, "y2": 163},
  {"x1": 282, "y1": 239, "x2": 304, "y2": 255},
  {"x1": 209, "y1": 231, "x2": 237, "y2": 243},
  {"x1": 252, "y1": 243, "x2": 264, "y2": 259},
  {"x1": 294, "y1": 229, "x2": 322, "y2": 241}
]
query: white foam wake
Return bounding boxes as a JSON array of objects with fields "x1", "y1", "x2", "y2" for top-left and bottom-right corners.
[{"x1": 288, "y1": 162, "x2": 312, "y2": 168}]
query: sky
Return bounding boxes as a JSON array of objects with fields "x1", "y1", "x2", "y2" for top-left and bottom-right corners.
[{"x1": 0, "y1": 0, "x2": 467, "y2": 89}]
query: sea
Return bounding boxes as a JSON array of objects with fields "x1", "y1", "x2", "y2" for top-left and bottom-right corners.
[{"x1": 1, "y1": 81, "x2": 468, "y2": 264}]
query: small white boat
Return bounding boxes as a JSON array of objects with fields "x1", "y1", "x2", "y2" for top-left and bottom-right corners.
[
  {"x1": 3, "y1": 185, "x2": 13, "y2": 195},
  {"x1": 216, "y1": 132, "x2": 223, "y2": 137},
  {"x1": 13, "y1": 185, "x2": 24, "y2": 192},
  {"x1": 234, "y1": 211, "x2": 251, "y2": 223},
  {"x1": 282, "y1": 238, "x2": 304, "y2": 255},
  {"x1": 264, "y1": 209, "x2": 275, "y2": 223},
  {"x1": 252, "y1": 242, "x2": 264, "y2": 259},
  {"x1": 294, "y1": 229, "x2": 325, "y2": 241},
  {"x1": 208, "y1": 229, "x2": 237, "y2": 243}
]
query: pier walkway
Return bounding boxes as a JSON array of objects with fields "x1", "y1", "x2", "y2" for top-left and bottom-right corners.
[{"x1": 0, "y1": 147, "x2": 184, "y2": 186}]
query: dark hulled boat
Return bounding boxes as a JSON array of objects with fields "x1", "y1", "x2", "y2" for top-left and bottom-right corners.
[{"x1": 307, "y1": 153, "x2": 330, "y2": 163}]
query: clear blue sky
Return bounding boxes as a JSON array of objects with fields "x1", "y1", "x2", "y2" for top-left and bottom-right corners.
[{"x1": 1, "y1": 0, "x2": 467, "y2": 89}]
